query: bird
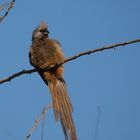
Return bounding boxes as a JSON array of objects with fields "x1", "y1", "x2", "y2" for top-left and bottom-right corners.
[{"x1": 29, "y1": 22, "x2": 77, "y2": 140}]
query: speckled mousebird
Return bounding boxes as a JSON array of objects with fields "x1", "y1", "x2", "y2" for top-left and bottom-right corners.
[{"x1": 29, "y1": 22, "x2": 77, "y2": 140}]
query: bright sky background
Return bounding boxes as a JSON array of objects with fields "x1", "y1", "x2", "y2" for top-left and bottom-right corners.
[{"x1": 0, "y1": 0, "x2": 140, "y2": 140}]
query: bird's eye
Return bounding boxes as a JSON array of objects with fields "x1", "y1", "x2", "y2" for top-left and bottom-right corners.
[{"x1": 40, "y1": 29, "x2": 46, "y2": 32}]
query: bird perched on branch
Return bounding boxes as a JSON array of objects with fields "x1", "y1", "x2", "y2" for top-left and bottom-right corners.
[{"x1": 29, "y1": 22, "x2": 77, "y2": 140}]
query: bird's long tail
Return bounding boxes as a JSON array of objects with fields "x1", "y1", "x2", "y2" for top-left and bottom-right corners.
[{"x1": 48, "y1": 76, "x2": 77, "y2": 140}]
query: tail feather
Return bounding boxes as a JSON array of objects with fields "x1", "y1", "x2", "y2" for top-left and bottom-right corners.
[{"x1": 48, "y1": 77, "x2": 77, "y2": 140}]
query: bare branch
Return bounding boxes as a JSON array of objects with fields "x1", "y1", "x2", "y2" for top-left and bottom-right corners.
[
  {"x1": 0, "y1": 0, "x2": 16, "y2": 22},
  {"x1": 0, "y1": 38, "x2": 140, "y2": 84},
  {"x1": 26, "y1": 104, "x2": 52, "y2": 140}
]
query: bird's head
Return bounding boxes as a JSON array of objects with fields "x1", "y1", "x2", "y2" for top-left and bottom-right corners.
[{"x1": 32, "y1": 22, "x2": 50, "y2": 41}]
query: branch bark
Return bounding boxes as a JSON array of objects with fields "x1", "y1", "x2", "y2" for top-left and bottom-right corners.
[{"x1": 0, "y1": 38, "x2": 140, "y2": 84}]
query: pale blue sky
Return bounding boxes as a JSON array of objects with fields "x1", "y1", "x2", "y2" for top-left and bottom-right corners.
[{"x1": 0, "y1": 0, "x2": 140, "y2": 140}]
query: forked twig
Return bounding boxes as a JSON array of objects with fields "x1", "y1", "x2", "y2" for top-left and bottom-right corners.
[{"x1": 26, "y1": 104, "x2": 52, "y2": 140}]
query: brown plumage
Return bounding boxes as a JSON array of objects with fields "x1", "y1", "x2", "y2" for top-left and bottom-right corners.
[{"x1": 29, "y1": 22, "x2": 77, "y2": 140}]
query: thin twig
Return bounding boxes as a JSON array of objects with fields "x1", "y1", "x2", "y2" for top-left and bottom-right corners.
[
  {"x1": 94, "y1": 106, "x2": 101, "y2": 140},
  {"x1": 26, "y1": 104, "x2": 52, "y2": 140},
  {"x1": 0, "y1": 0, "x2": 16, "y2": 22},
  {"x1": 41, "y1": 113, "x2": 46, "y2": 140},
  {"x1": 0, "y1": 3, "x2": 6, "y2": 12},
  {"x1": 0, "y1": 38, "x2": 140, "y2": 84}
]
